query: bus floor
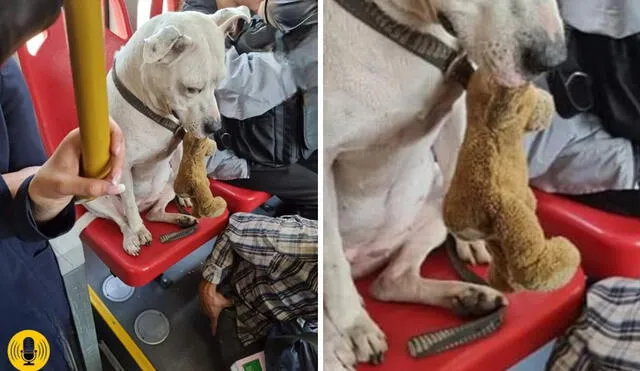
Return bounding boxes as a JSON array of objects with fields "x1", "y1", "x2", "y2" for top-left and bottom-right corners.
[{"x1": 86, "y1": 198, "x2": 282, "y2": 370}]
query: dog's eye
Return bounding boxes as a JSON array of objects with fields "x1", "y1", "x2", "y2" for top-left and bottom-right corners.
[{"x1": 186, "y1": 87, "x2": 202, "y2": 94}]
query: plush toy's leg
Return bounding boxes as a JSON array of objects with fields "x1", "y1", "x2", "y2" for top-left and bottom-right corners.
[
  {"x1": 494, "y1": 197, "x2": 580, "y2": 291},
  {"x1": 487, "y1": 245, "x2": 516, "y2": 292},
  {"x1": 370, "y1": 203, "x2": 506, "y2": 317},
  {"x1": 146, "y1": 184, "x2": 198, "y2": 227},
  {"x1": 192, "y1": 181, "x2": 226, "y2": 218}
]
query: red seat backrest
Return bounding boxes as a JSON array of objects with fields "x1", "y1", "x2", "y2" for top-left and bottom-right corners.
[
  {"x1": 150, "y1": 0, "x2": 180, "y2": 18},
  {"x1": 17, "y1": 14, "x2": 126, "y2": 155},
  {"x1": 108, "y1": 0, "x2": 133, "y2": 39}
]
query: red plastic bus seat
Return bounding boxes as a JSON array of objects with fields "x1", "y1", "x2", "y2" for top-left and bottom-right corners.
[
  {"x1": 106, "y1": 0, "x2": 133, "y2": 39},
  {"x1": 209, "y1": 180, "x2": 271, "y2": 213},
  {"x1": 355, "y1": 249, "x2": 586, "y2": 370},
  {"x1": 17, "y1": 14, "x2": 227, "y2": 287},
  {"x1": 535, "y1": 189, "x2": 640, "y2": 278},
  {"x1": 150, "y1": 0, "x2": 181, "y2": 18}
]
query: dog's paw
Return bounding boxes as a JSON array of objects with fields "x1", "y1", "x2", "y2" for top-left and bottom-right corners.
[
  {"x1": 335, "y1": 309, "x2": 388, "y2": 365},
  {"x1": 177, "y1": 215, "x2": 198, "y2": 228},
  {"x1": 136, "y1": 227, "x2": 153, "y2": 246},
  {"x1": 326, "y1": 337, "x2": 356, "y2": 371},
  {"x1": 325, "y1": 323, "x2": 356, "y2": 371},
  {"x1": 122, "y1": 227, "x2": 152, "y2": 256},
  {"x1": 123, "y1": 234, "x2": 142, "y2": 256},
  {"x1": 176, "y1": 196, "x2": 193, "y2": 209},
  {"x1": 449, "y1": 284, "x2": 507, "y2": 317},
  {"x1": 455, "y1": 238, "x2": 492, "y2": 265}
]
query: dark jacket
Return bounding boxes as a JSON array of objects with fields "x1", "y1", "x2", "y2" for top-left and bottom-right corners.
[
  {"x1": 183, "y1": 0, "x2": 317, "y2": 167},
  {"x1": 0, "y1": 59, "x2": 76, "y2": 371}
]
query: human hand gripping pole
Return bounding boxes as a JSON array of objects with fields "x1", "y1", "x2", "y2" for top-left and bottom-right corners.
[{"x1": 28, "y1": 0, "x2": 126, "y2": 223}]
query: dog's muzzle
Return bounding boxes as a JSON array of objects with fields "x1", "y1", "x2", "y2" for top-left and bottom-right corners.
[{"x1": 203, "y1": 119, "x2": 222, "y2": 135}]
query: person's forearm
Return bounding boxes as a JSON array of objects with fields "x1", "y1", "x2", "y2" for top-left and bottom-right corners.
[
  {"x1": 216, "y1": 47, "x2": 298, "y2": 120},
  {"x1": 1, "y1": 168, "x2": 68, "y2": 223},
  {"x1": 0, "y1": 172, "x2": 75, "y2": 241},
  {"x1": 182, "y1": 0, "x2": 218, "y2": 14},
  {"x1": 1, "y1": 167, "x2": 39, "y2": 198}
]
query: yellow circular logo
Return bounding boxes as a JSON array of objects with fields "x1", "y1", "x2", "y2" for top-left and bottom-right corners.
[{"x1": 7, "y1": 330, "x2": 50, "y2": 371}]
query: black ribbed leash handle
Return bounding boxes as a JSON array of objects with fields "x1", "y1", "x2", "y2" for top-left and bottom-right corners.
[{"x1": 407, "y1": 234, "x2": 506, "y2": 358}]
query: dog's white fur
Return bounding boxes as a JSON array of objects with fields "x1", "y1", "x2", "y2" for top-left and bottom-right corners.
[
  {"x1": 84, "y1": 7, "x2": 250, "y2": 255},
  {"x1": 324, "y1": 0, "x2": 565, "y2": 368}
]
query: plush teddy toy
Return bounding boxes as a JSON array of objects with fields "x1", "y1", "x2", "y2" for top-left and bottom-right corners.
[
  {"x1": 174, "y1": 132, "x2": 227, "y2": 219},
  {"x1": 443, "y1": 69, "x2": 581, "y2": 292}
]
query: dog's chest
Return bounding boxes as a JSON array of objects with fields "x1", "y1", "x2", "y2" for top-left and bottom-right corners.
[
  {"x1": 325, "y1": 2, "x2": 451, "y2": 150},
  {"x1": 336, "y1": 141, "x2": 442, "y2": 252}
]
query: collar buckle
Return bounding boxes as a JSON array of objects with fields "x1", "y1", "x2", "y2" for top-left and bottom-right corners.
[
  {"x1": 174, "y1": 126, "x2": 187, "y2": 139},
  {"x1": 444, "y1": 51, "x2": 474, "y2": 87}
]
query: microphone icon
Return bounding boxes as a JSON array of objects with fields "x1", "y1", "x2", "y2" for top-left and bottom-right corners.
[{"x1": 20, "y1": 337, "x2": 37, "y2": 366}]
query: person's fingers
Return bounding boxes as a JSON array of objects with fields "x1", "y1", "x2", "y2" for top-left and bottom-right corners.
[
  {"x1": 210, "y1": 308, "x2": 223, "y2": 336},
  {"x1": 108, "y1": 117, "x2": 125, "y2": 184},
  {"x1": 219, "y1": 295, "x2": 233, "y2": 308},
  {"x1": 52, "y1": 128, "x2": 83, "y2": 162},
  {"x1": 210, "y1": 319, "x2": 218, "y2": 336},
  {"x1": 55, "y1": 174, "x2": 125, "y2": 198}
]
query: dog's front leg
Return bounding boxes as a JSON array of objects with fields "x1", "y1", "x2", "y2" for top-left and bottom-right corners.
[
  {"x1": 324, "y1": 155, "x2": 387, "y2": 368},
  {"x1": 120, "y1": 166, "x2": 152, "y2": 255},
  {"x1": 370, "y1": 197, "x2": 505, "y2": 315},
  {"x1": 169, "y1": 143, "x2": 192, "y2": 209},
  {"x1": 432, "y1": 95, "x2": 466, "y2": 188},
  {"x1": 146, "y1": 184, "x2": 197, "y2": 227}
]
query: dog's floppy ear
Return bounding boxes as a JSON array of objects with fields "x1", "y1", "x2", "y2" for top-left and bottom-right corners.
[
  {"x1": 143, "y1": 25, "x2": 193, "y2": 64},
  {"x1": 210, "y1": 6, "x2": 251, "y2": 37}
]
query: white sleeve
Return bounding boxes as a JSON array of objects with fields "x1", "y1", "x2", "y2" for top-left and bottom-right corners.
[{"x1": 215, "y1": 47, "x2": 299, "y2": 120}]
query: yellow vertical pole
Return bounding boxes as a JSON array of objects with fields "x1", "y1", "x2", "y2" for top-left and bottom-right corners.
[{"x1": 64, "y1": 0, "x2": 111, "y2": 179}]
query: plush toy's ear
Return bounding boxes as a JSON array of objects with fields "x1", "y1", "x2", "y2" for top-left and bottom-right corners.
[
  {"x1": 525, "y1": 88, "x2": 555, "y2": 131},
  {"x1": 209, "y1": 6, "x2": 251, "y2": 37},
  {"x1": 143, "y1": 25, "x2": 193, "y2": 64}
]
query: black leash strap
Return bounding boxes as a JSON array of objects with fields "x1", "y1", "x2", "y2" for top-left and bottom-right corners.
[
  {"x1": 407, "y1": 234, "x2": 506, "y2": 358},
  {"x1": 112, "y1": 60, "x2": 186, "y2": 139},
  {"x1": 333, "y1": 0, "x2": 474, "y2": 87}
]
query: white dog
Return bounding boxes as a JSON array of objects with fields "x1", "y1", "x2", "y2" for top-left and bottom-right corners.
[
  {"x1": 324, "y1": 0, "x2": 567, "y2": 368},
  {"x1": 84, "y1": 7, "x2": 250, "y2": 255}
]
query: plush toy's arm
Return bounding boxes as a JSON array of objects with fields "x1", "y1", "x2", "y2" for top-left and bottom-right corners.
[
  {"x1": 525, "y1": 89, "x2": 554, "y2": 132},
  {"x1": 205, "y1": 138, "x2": 217, "y2": 157}
]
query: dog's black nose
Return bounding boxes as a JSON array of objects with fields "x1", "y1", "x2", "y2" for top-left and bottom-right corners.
[
  {"x1": 522, "y1": 39, "x2": 567, "y2": 74},
  {"x1": 203, "y1": 119, "x2": 221, "y2": 135}
]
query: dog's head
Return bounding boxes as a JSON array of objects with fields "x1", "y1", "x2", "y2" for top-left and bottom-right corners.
[
  {"x1": 433, "y1": 0, "x2": 566, "y2": 86},
  {"x1": 137, "y1": 7, "x2": 251, "y2": 138}
]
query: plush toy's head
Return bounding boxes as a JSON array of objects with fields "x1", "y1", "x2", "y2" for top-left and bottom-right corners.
[{"x1": 466, "y1": 70, "x2": 554, "y2": 133}]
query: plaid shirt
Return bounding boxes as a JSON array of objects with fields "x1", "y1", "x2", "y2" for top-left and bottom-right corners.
[
  {"x1": 202, "y1": 212, "x2": 318, "y2": 346},
  {"x1": 548, "y1": 277, "x2": 640, "y2": 371}
]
